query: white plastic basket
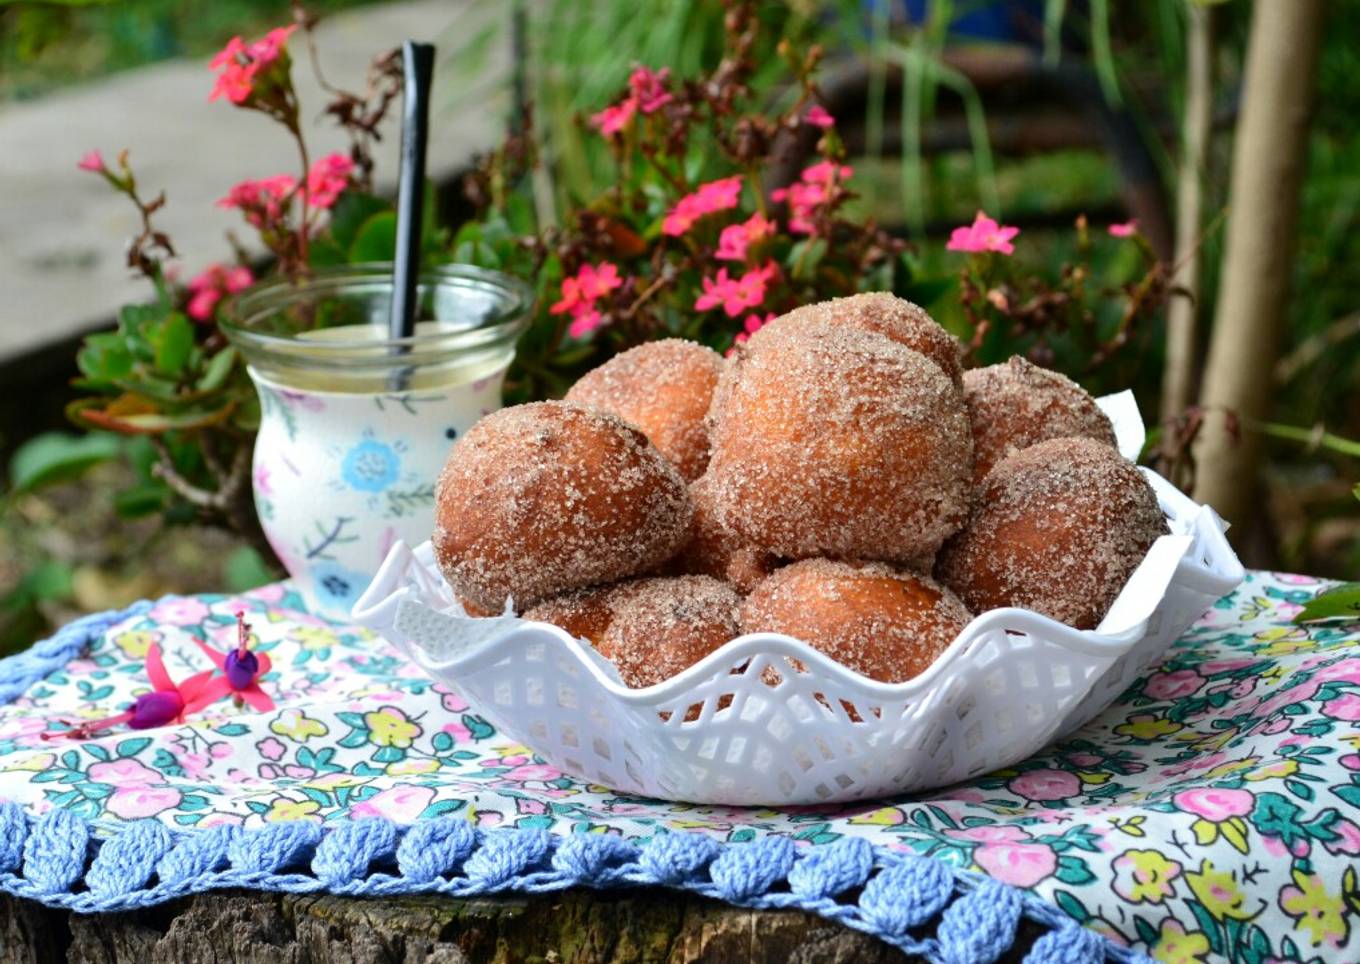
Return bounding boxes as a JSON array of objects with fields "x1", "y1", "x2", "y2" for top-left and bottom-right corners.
[{"x1": 352, "y1": 392, "x2": 1244, "y2": 805}]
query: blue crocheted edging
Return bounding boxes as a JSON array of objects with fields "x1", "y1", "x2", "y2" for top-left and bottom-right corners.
[{"x1": 0, "y1": 601, "x2": 1151, "y2": 964}]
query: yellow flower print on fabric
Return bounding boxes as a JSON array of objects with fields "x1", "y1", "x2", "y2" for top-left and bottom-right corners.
[
  {"x1": 1115, "y1": 715, "x2": 1183, "y2": 741},
  {"x1": 266, "y1": 797, "x2": 321, "y2": 822},
  {"x1": 292, "y1": 627, "x2": 342, "y2": 652},
  {"x1": 365, "y1": 706, "x2": 421, "y2": 748},
  {"x1": 269, "y1": 708, "x2": 328, "y2": 743},
  {"x1": 1153, "y1": 919, "x2": 1211, "y2": 964},
  {"x1": 386, "y1": 757, "x2": 440, "y2": 776},
  {"x1": 1112, "y1": 849, "x2": 1182, "y2": 904},
  {"x1": 1280, "y1": 870, "x2": 1349, "y2": 949},
  {"x1": 1251, "y1": 626, "x2": 1313, "y2": 657},
  {"x1": 1185, "y1": 859, "x2": 1254, "y2": 921},
  {"x1": 1244, "y1": 758, "x2": 1300, "y2": 781},
  {"x1": 113, "y1": 630, "x2": 161, "y2": 660}
]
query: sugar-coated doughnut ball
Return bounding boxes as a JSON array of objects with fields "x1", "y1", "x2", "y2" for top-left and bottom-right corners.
[
  {"x1": 750, "y1": 292, "x2": 963, "y2": 387},
  {"x1": 962, "y1": 355, "x2": 1118, "y2": 484},
  {"x1": 707, "y1": 321, "x2": 973, "y2": 562},
  {"x1": 433, "y1": 401, "x2": 691, "y2": 612},
  {"x1": 671, "y1": 474, "x2": 780, "y2": 593},
  {"x1": 740, "y1": 558, "x2": 972, "y2": 683},
  {"x1": 936, "y1": 436, "x2": 1168, "y2": 629},
  {"x1": 524, "y1": 575, "x2": 742, "y2": 688},
  {"x1": 565, "y1": 339, "x2": 725, "y2": 481}
]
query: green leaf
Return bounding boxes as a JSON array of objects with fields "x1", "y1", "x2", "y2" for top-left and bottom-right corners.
[
  {"x1": 76, "y1": 332, "x2": 135, "y2": 383},
  {"x1": 1294, "y1": 584, "x2": 1360, "y2": 623},
  {"x1": 8, "y1": 432, "x2": 122, "y2": 492},
  {"x1": 786, "y1": 238, "x2": 828, "y2": 282},
  {"x1": 9, "y1": 561, "x2": 74, "y2": 606},
  {"x1": 1053, "y1": 853, "x2": 1096, "y2": 885},
  {"x1": 348, "y1": 211, "x2": 397, "y2": 263},
  {"x1": 113, "y1": 482, "x2": 169, "y2": 518},
  {"x1": 196, "y1": 347, "x2": 239, "y2": 392},
  {"x1": 224, "y1": 547, "x2": 277, "y2": 593},
  {"x1": 328, "y1": 191, "x2": 392, "y2": 251},
  {"x1": 154, "y1": 312, "x2": 194, "y2": 376},
  {"x1": 116, "y1": 737, "x2": 152, "y2": 758}
]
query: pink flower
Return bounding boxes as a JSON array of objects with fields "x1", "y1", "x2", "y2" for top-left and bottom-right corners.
[
  {"x1": 77, "y1": 150, "x2": 106, "y2": 173},
  {"x1": 1108, "y1": 220, "x2": 1138, "y2": 238},
  {"x1": 1008, "y1": 768, "x2": 1080, "y2": 802},
  {"x1": 256, "y1": 736, "x2": 287, "y2": 761},
  {"x1": 185, "y1": 262, "x2": 255, "y2": 322},
  {"x1": 349, "y1": 785, "x2": 435, "y2": 823},
  {"x1": 1322, "y1": 693, "x2": 1360, "y2": 721},
  {"x1": 503, "y1": 763, "x2": 562, "y2": 783},
  {"x1": 305, "y1": 152, "x2": 354, "y2": 209},
  {"x1": 209, "y1": 26, "x2": 296, "y2": 105},
  {"x1": 592, "y1": 97, "x2": 637, "y2": 136},
  {"x1": 730, "y1": 312, "x2": 776, "y2": 352},
  {"x1": 89, "y1": 758, "x2": 160, "y2": 788},
  {"x1": 947, "y1": 825, "x2": 1028, "y2": 844},
  {"x1": 567, "y1": 308, "x2": 604, "y2": 339},
  {"x1": 1325, "y1": 818, "x2": 1360, "y2": 856},
  {"x1": 974, "y1": 841, "x2": 1057, "y2": 887},
  {"x1": 629, "y1": 66, "x2": 673, "y2": 113},
  {"x1": 106, "y1": 786, "x2": 182, "y2": 819},
  {"x1": 552, "y1": 262, "x2": 624, "y2": 339},
  {"x1": 771, "y1": 162, "x2": 852, "y2": 235},
  {"x1": 248, "y1": 26, "x2": 297, "y2": 64},
  {"x1": 715, "y1": 213, "x2": 774, "y2": 261},
  {"x1": 217, "y1": 175, "x2": 297, "y2": 227},
  {"x1": 1144, "y1": 669, "x2": 1203, "y2": 701},
  {"x1": 805, "y1": 104, "x2": 835, "y2": 129},
  {"x1": 1173, "y1": 787, "x2": 1253, "y2": 821},
  {"x1": 695, "y1": 262, "x2": 777, "y2": 318},
  {"x1": 1314, "y1": 658, "x2": 1360, "y2": 685},
  {"x1": 1067, "y1": 752, "x2": 1103, "y2": 767},
  {"x1": 662, "y1": 176, "x2": 743, "y2": 236},
  {"x1": 946, "y1": 210, "x2": 1020, "y2": 255}
]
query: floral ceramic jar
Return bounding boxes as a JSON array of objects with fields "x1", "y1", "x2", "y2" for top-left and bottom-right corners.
[{"x1": 223, "y1": 264, "x2": 532, "y2": 616}]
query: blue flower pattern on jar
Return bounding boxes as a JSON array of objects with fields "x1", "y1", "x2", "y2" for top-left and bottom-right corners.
[{"x1": 341, "y1": 438, "x2": 402, "y2": 493}]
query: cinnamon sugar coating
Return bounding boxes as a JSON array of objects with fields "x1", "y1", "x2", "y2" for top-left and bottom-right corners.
[
  {"x1": 524, "y1": 575, "x2": 742, "y2": 688},
  {"x1": 962, "y1": 355, "x2": 1117, "y2": 484},
  {"x1": 565, "y1": 339, "x2": 725, "y2": 481},
  {"x1": 936, "y1": 436, "x2": 1168, "y2": 629},
  {"x1": 670, "y1": 473, "x2": 781, "y2": 592},
  {"x1": 751, "y1": 292, "x2": 964, "y2": 388},
  {"x1": 706, "y1": 321, "x2": 973, "y2": 563},
  {"x1": 433, "y1": 401, "x2": 691, "y2": 612},
  {"x1": 740, "y1": 558, "x2": 972, "y2": 683}
]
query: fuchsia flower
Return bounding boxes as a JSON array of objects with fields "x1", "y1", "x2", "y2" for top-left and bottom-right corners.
[
  {"x1": 305, "y1": 153, "x2": 355, "y2": 209},
  {"x1": 1108, "y1": 220, "x2": 1138, "y2": 238},
  {"x1": 946, "y1": 210, "x2": 1020, "y2": 255},
  {"x1": 77, "y1": 150, "x2": 106, "y2": 173},
  {"x1": 804, "y1": 104, "x2": 835, "y2": 128},
  {"x1": 217, "y1": 174, "x2": 297, "y2": 227},
  {"x1": 771, "y1": 162, "x2": 852, "y2": 235},
  {"x1": 715, "y1": 212, "x2": 774, "y2": 261},
  {"x1": 209, "y1": 25, "x2": 297, "y2": 105},
  {"x1": 44, "y1": 644, "x2": 217, "y2": 740},
  {"x1": 592, "y1": 97, "x2": 637, "y2": 137},
  {"x1": 662, "y1": 176, "x2": 744, "y2": 236},
  {"x1": 695, "y1": 261, "x2": 778, "y2": 317},
  {"x1": 189, "y1": 611, "x2": 276, "y2": 712},
  {"x1": 728, "y1": 312, "x2": 776, "y2": 355},
  {"x1": 186, "y1": 263, "x2": 255, "y2": 322},
  {"x1": 551, "y1": 262, "x2": 624, "y2": 339},
  {"x1": 629, "y1": 66, "x2": 673, "y2": 113}
]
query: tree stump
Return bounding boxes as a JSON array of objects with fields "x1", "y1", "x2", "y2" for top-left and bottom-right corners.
[{"x1": 0, "y1": 888, "x2": 929, "y2": 964}]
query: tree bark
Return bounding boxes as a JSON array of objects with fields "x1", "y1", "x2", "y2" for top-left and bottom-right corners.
[
  {"x1": 1191, "y1": 0, "x2": 1326, "y2": 530},
  {"x1": 1159, "y1": 0, "x2": 1215, "y2": 479}
]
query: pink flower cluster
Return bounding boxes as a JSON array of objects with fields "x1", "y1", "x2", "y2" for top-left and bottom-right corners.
[
  {"x1": 946, "y1": 210, "x2": 1020, "y2": 255},
  {"x1": 551, "y1": 262, "x2": 624, "y2": 338},
  {"x1": 695, "y1": 262, "x2": 777, "y2": 318},
  {"x1": 729, "y1": 312, "x2": 775, "y2": 353},
  {"x1": 771, "y1": 161, "x2": 851, "y2": 235},
  {"x1": 591, "y1": 66, "x2": 673, "y2": 136},
  {"x1": 662, "y1": 176, "x2": 743, "y2": 237},
  {"x1": 186, "y1": 263, "x2": 255, "y2": 321},
  {"x1": 217, "y1": 153, "x2": 355, "y2": 227},
  {"x1": 209, "y1": 25, "x2": 297, "y2": 105},
  {"x1": 716, "y1": 213, "x2": 774, "y2": 262}
]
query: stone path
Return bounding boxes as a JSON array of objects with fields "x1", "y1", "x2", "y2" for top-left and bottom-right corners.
[{"x1": 0, "y1": 0, "x2": 510, "y2": 363}]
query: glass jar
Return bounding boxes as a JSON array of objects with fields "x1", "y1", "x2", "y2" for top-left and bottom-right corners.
[{"x1": 223, "y1": 264, "x2": 532, "y2": 616}]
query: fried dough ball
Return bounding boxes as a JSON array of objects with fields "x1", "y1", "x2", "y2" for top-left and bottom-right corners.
[
  {"x1": 565, "y1": 339, "x2": 725, "y2": 481},
  {"x1": 740, "y1": 559, "x2": 972, "y2": 683},
  {"x1": 962, "y1": 355, "x2": 1118, "y2": 483},
  {"x1": 433, "y1": 401, "x2": 691, "y2": 612},
  {"x1": 750, "y1": 292, "x2": 963, "y2": 387},
  {"x1": 671, "y1": 474, "x2": 780, "y2": 593},
  {"x1": 936, "y1": 436, "x2": 1168, "y2": 629},
  {"x1": 706, "y1": 321, "x2": 973, "y2": 562},
  {"x1": 524, "y1": 576, "x2": 742, "y2": 688}
]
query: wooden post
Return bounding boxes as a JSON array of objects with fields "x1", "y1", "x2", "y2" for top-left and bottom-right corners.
[{"x1": 1192, "y1": 0, "x2": 1326, "y2": 530}]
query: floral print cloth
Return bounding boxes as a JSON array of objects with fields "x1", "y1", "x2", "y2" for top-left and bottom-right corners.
[{"x1": 1, "y1": 572, "x2": 1358, "y2": 963}]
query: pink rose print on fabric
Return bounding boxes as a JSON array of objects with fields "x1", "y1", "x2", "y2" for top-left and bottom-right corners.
[
  {"x1": 974, "y1": 839, "x2": 1058, "y2": 888},
  {"x1": 88, "y1": 758, "x2": 160, "y2": 787},
  {"x1": 147, "y1": 597, "x2": 212, "y2": 626},
  {"x1": 1322, "y1": 693, "x2": 1360, "y2": 721},
  {"x1": 1144, "y1": 669, "x2": 1203, "y2": 701},
  {"x1": 349, "y1": 785, "x2": 435, "y2": 823},
  {"x1": 1008, "y1": 769, "x2": 1081, "y2": 802},
  {"x1": 106, "y1": 786, "x2": 183, "y2": 820}
]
